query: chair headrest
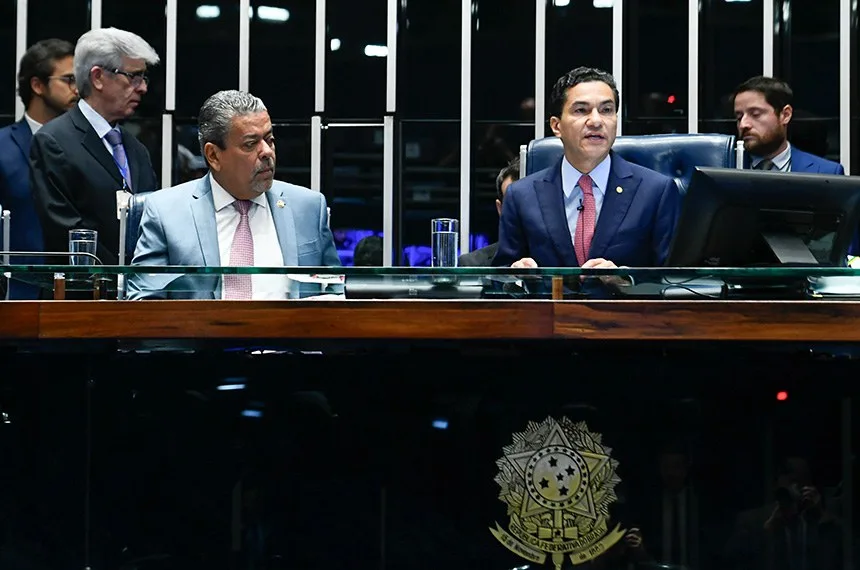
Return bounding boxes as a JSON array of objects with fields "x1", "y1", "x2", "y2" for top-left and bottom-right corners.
[{"x1": 526, "y1": 133, "x2": 737, "y2": 194}]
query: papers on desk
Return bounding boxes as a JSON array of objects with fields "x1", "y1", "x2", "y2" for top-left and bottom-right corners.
[
  {"x1": 807, "y1": 276, "x2": 860, "y2": 298},
  {"x1": 286, "y1": 273, "x2": 345, "y2": 284}
]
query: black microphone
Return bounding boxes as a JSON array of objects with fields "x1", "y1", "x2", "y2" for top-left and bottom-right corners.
[{"x1": 577, "y1": 199, "x2": 584, "y2": 212}]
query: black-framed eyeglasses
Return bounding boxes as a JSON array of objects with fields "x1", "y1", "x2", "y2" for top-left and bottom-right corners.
[
  {"x1": 48, "y1": 74, "x2": 76, "y2": 87},
  {"x1": 103, "y1": 67, "x2": 149, "y2": 88}
]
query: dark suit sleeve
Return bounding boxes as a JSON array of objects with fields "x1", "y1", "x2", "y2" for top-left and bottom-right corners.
[
  {"x1": 492, "y1": 182, "x2": 527, "y2": 266},
  {"x1": 29, "y1": 131, "x2": 92, "y2": 259},
  {"x1": 652, "y1": 178, "x2": 682, "y2": 266}
]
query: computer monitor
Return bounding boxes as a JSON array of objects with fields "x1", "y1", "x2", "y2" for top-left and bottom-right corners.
[{"x1": 666, "y1": 167, "x2": 860, "y2": 267}]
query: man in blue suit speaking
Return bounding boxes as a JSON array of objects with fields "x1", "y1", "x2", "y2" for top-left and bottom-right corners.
[
  {"x1": 732, "y1": 76, "x2": 844, "y2": 175},
  {"x1": 128, "y1": 90, "x2": 340, "y2": 300},
  {"x1": 0, "y1": 39, "x2": 77, "y2": 298},
  {"x1": 493, "y1": 67, "x2": 681, "y2": 269}
]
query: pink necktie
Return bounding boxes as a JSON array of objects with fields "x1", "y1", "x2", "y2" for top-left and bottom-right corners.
[
  {"x1": 574, "y1": 174, "x2": 596, "y2": 265},
  {"x1": 224, "y1": 200, "x2": 254, "y2": 300}
]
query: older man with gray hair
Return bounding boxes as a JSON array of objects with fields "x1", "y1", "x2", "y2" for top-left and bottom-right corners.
[
  {"x1": 127, "y1": 90, "x2": 340, "y2": 300},
  {"x1": 30, "y1": 27, "x2": 160, "y2": 267}
]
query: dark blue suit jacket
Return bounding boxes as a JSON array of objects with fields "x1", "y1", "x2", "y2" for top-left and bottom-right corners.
[
  {"x1": 493, "y1": 152, "x2": 681, "y2": 267},
  {"x1": 744, "y1": 147, "x2": 845, "y2": 175},
  {"x1": 790, "y1": 148, "x2": 844, "y2": 175},
  {"x1": 0, "y1": 120, "x2": 43, "y2": 298}
]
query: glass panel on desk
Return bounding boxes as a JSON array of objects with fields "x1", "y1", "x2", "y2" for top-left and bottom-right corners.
[{"x1": 9, "y1": 266, "x2": 860, "y2": 301}]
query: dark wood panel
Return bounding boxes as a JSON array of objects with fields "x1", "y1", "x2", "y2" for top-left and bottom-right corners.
[
  {"x1": 0, "y1": 302, "x2": 40, "y2": 339},
  {"x1": 553, "y1": 300, "x2": 860, "y2": 340},
  {"x1": 37, "y1": 300, "x2": 555, "y2": 339}
]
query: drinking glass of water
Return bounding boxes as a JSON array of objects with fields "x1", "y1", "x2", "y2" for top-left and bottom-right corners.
[
  {"x1": 69, "y1": 229, "x2": 98, "y2": 265},
  {"x1": 431, "y1": 218, "x2": 459, "y2": 267}
]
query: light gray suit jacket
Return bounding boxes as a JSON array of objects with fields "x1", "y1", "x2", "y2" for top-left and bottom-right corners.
[{"x1": 127, "y1": 175, "x2": 341, "y2": 299}]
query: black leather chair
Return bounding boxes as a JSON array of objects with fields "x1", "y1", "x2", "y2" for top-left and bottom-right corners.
[{"x1": 522, "y1": 133, "x2": 738, "y2": 195}]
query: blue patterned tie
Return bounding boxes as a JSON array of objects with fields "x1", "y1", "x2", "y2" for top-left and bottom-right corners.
[{"x1": 104, "y1": 129, "x2": 132, "y2": 190}]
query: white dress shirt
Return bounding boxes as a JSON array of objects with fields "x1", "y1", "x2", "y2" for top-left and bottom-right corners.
[
  {"x1": 23, "y1": 112, "x2": 42, "y2": 135},
  {"x1": 562, "y1": 153, "x2": 612, "y2": 246},
  {"x1": 78, "y1": 99, "x2": 125, "y2": 160},
  {"x1": 210, "y1": 176, "x2": 287, "y2": 300}
]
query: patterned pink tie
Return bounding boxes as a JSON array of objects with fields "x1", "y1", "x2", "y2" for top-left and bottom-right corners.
[
  {"x1": 574, "y1": 174, "x2": 596, "y2": 265},
  {"x1": 224, "y1": 200, "x2": 254, "y2": 300}
]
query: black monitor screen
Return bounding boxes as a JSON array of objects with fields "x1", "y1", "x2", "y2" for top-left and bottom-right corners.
[{"x1": 666, "y1": 167, "x2": 860, "y2": 267}]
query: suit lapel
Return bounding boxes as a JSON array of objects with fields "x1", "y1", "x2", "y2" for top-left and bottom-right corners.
[
  {"x1": 71, "y1": 105, "x2": 124, "y2": 188},
  {"x1": 535, "y1": 164, "x2": 578, "y2": 266},
  {"x1": 790, "y1": 150, "x2": 816, "y2": 173},
  {"x1": 9, "y1": 120, "x2": 32, "y2": 162},
  {"x1": 266, "y1": 187, "x2": 297, "y2": 265},
  {"x1": 190, "y1": 175, "x2": 220, "y2": 265},
  {"x1": 589, "y1": 153, "x2": 638, "y2": 260}
]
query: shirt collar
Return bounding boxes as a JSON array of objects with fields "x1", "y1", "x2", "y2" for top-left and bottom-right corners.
[
  {"x1": 78, "y1": 99, "x2": 115, "y2": 141},
  {"x1": 210, "y1": 174, "x2": 269, "y2": 212},
  {"x1": 561, "y1": 153, "x2": 612, "y2": 198},
  {"x1": 23, "y1": 112, "x2": 42, "y2": 134},
  {"x1": 751, "y1": 142, "x2": 792, "y2": 170}
]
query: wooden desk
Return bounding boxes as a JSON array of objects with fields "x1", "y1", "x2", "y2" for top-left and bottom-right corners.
[{"x1": 1, "y1": 299, "x2": 858, "y2": 342}]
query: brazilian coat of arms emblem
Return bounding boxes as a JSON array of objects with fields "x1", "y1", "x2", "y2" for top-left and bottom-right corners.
[{"x1": 490, "y1": 417, "x2": 626, "y2": 569}]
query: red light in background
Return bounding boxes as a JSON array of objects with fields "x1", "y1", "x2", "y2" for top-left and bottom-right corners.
[
  {"x1": 776, "y1": 391, "x2": 789, "y2": 401},
  {"x1": 667, "y1": 94, "x2": 676, "y2": 104}
]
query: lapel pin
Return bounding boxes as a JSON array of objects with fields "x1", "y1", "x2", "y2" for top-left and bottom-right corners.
[
  {"x1": 615, "y1": 186, "x2": 623, "y2": 194},
  {"x1": 276, "y1": 199, "x2": 285, "y2": 208}
]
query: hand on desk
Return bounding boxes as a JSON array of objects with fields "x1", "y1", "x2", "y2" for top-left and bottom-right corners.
[
  {"x1": 581, "y1": 258, "x2": 632, "y2": 289},
  {"x1": 511, "y1": 257, "x2": 538, "y2": 269}
]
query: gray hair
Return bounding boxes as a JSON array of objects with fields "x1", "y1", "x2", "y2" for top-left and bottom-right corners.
[
  {"x1": 74, "y1": 27, "x2": 160, "y2": 98},
  {"x1": 198, "y1": 90, "x2": 268, "y2": 158}
]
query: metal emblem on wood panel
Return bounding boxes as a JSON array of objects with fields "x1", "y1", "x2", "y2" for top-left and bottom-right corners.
[{"x1": 490, "y1": 417, "x2": 625, "y2": 570}]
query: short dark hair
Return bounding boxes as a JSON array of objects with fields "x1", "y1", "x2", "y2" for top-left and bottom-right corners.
[
  {"x1": 496, "y1": 157, "x2": 520, "y2": 202},
  {"x1": 549, "y1": 67, "x2": 620, "y2": 119},
  {"x1": 17, "y1": 38, "x2": 75, "y2": 108},
  {"x1": 353, "y1": 236, "x2": 383, "y2": 266},
  {"x1": 731, "y1": 76, "x2": 793, "y2": 114}
]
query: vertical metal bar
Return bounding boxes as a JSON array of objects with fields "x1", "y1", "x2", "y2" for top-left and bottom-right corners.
[
  {"x1": 161, "y1": 113, "x2": 173, "y2": 188},
  {"x1": 311, "y1": 116, "x2": 322, "y2": 192},
  {"x1": 839, "y1": 0, "x2": 851, "y2": 174},
  {"x1": 163, "y1": 0, "x2": 177, "y2": 188},
  {"x1": 14, "y1": 0, "x2": 27, "y2": 121},
  {"x1": 165, "y1": 0, "x2": 177, "y2": 112},
  {"x1": 90, "y1": 0, "x2": 101, "y2": 30},
  {"x1": 763, "y1": 0, "x2": 774, "y2": 76},
  {"x1": 239, "y1": 0, "x2": 250, "y2": 90},
  {"x1": 386, "y1": 0, "x2": 397, "y2": 113},
  {"x1": 383, "y1": 116, "x2": 394, "y2": 266},
  {"x1": 842, "y1": 397, "x2": 853, "y2": 570},
  {"x1": 688, "y1": 0, "x2": 699, "y2": 134},
  {"x1": 612, "y1": 0, "x2": 623, "y2": 136},
  {"x1": 315, "y1": 0, "x2": 326, "y2": 113},
  {"x1": 459, "y1": 0, "x2": 471, "y2": 256},
  {"x1": 534, "y1": 0, "x2": 546, "y2": 141}
]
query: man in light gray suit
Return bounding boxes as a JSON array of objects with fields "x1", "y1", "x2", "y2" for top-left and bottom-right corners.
[{"x1": 128, "y1": 90, "x2": 340, "y2": 299}]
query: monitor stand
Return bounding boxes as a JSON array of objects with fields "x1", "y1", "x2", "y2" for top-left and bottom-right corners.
[{"x1": 761, "y1": 232, "x2": 819, "y2": 265}]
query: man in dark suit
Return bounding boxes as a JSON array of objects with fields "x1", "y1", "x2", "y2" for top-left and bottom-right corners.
[
  {"x1": 493, "y1": 67, "x2": 680, "y2": 269},
  {"x1": 732, "y1": 76, "x2": 844, "y2": 175},
  {"x1": 458, "y1": 158, "x2": 519, "y2": 267},
  {"x1": 30, "y1": 27, "x2": 160, "y2": 266},
  {"x1": 0, "y1": 39, "x2": 76, "y2": 298}
]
